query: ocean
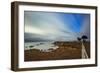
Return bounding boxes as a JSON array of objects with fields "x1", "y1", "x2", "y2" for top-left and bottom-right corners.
[{"x1": 24, "y1": 41, "x2": 59, "y2": 52}]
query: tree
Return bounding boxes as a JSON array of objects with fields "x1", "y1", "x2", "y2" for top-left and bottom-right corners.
[
  {"x1": 81, "y1": 35, "x2": 88, "y2": 42},
  {"x1": 77, "y1": 37, "x2": 81, "y2": 42}
]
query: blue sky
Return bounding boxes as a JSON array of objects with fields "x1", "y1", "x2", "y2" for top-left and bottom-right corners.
[{"x1": 24, "y1": 11, "x2": 90, "y2": 42}]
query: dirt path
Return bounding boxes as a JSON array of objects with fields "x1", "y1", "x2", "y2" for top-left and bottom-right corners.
[{"x1": 82, "y1": 42, "x2": 89, "y2": 59}]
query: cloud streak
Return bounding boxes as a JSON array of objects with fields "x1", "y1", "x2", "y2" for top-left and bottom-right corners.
[{"x1": 24, "y1": 11, "x2": 90, "y2": 42}]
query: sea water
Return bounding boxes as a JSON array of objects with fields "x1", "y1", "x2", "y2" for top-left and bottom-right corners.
[{"x1": 25, "y1": 41, "x2": 59, "y2": 52}]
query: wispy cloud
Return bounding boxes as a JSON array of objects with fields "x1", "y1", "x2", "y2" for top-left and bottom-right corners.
[{"x1": 24, "y1": 11, "x2": 90, "y2": 41}]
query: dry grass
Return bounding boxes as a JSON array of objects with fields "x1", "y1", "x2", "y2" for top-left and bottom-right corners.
[{"x1": 24, "y1": 41, "x2": 90, "y2": 61}]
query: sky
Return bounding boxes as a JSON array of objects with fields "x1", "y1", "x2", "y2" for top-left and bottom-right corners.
[{"x1": 24, "y1": 11, "x2": 90, "y2": 42}]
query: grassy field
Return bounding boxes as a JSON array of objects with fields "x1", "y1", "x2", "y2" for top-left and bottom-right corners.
[{"x1": 24, "y1": 41, "x2": 90, "y2": 61}]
